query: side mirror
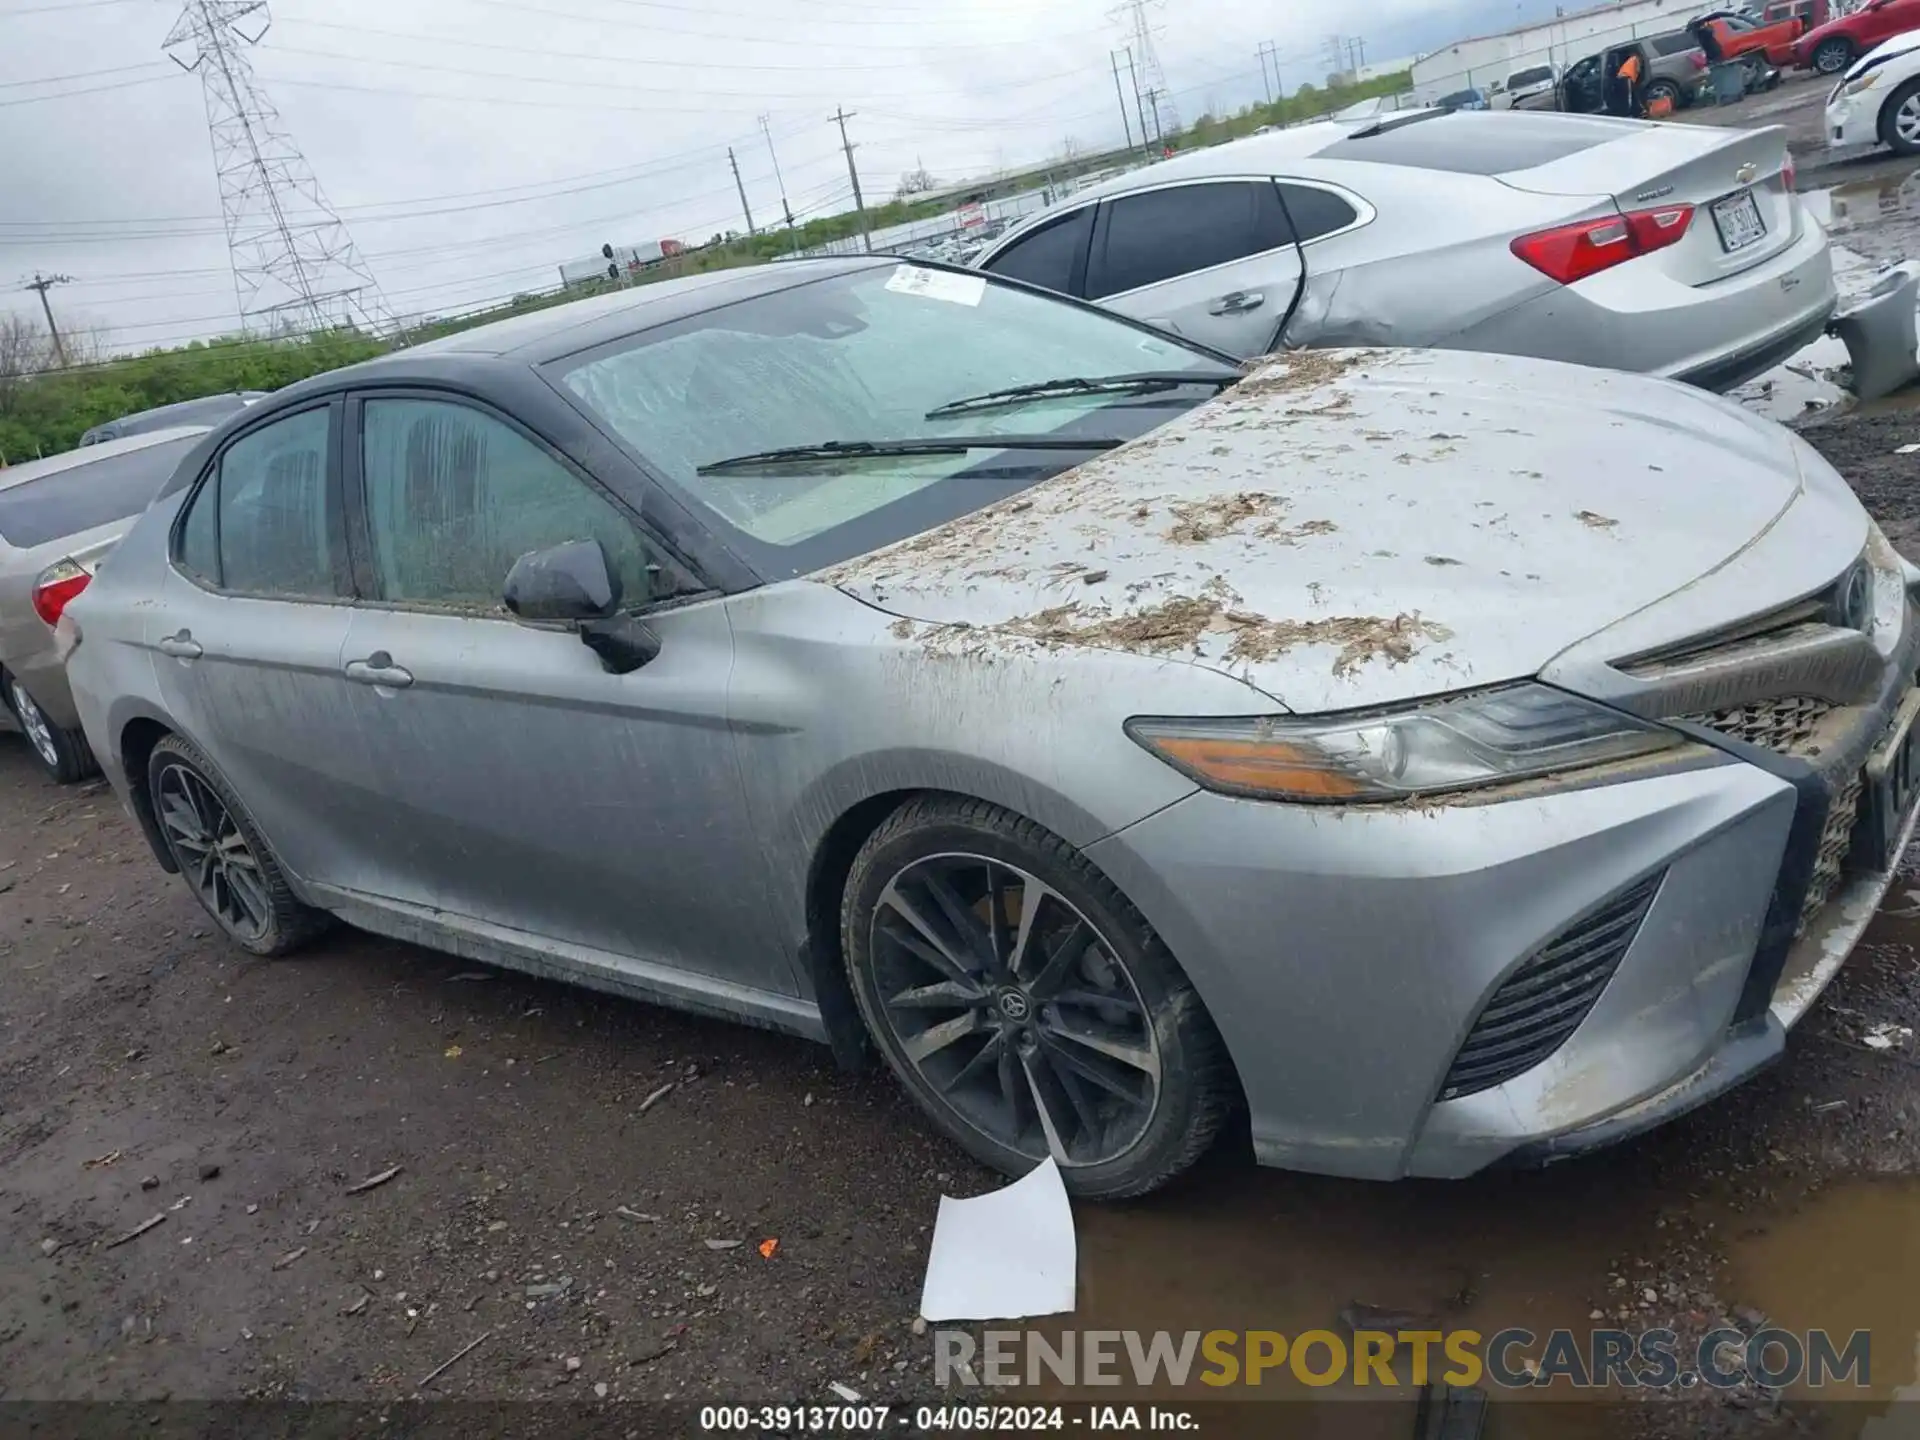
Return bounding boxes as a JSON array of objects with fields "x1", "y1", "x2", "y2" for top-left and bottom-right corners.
[
  {"x1": 501, "y1": 539, "x2": 661, "y2": 675},
  {"x1": 503, "y1": 538, "x2": 620, "y2": 622}
]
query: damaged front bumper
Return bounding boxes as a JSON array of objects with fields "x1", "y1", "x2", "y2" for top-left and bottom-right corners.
[{"x1": 1085, "y1": 605, "x2": 1920, "y2": 1182}]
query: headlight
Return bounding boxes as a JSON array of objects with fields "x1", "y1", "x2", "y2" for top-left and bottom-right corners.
[
  {"x1": 1844, "y1": 72, "x2": 1881, "y2": 96},
  {"x1": 1126, "y1": 684, "x2": 1682, "y2": 804}
]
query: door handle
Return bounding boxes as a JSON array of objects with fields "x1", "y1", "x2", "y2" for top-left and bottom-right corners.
[
  {"x1": 1208, "y1": 290, "x2": 1267, "y2": 316},
  {"x1": 344, "y1": 652, "x2": 413, "y2": 689},
  {"x1": 157, "y1": 631, "x2": 202, "y2": 660}
]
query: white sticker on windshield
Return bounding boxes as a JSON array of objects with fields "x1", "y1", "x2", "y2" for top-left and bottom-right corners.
[{"x1": 886, "y1": 265, "x2": 986, "y2": 307}]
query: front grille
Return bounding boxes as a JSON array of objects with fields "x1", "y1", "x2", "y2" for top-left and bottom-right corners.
[
  {"x1": 1800, "y1": 773, "x2": 1864, "y2": 933},
  {"x1": 1682, "y1": 695, "x2": 1835, "y2": 757},
  {"x1": 1440, "y1": 874, "x2": 1663, "y2": 1101}
]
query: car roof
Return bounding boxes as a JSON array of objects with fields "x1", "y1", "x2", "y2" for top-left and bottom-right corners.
[
  {"x1": 385, "y1": 255, "x2": 891, "y2": 366},
  {"x1": 0, "y1": 425, "x2": 212, "y2": 492}
]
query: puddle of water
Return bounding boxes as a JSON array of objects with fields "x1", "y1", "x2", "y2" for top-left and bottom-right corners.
[
  {"x1": 1733, "y1": 174, "x2": 1920, "y2": 426},
  {"x1": 1725, "y1": 1179, "x2": 1920, "y2": 1434}
]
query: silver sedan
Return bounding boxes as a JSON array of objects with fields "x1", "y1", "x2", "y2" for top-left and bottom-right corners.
[
  {"x1": 974, "y1": 109, "x2": 1836, "y2": 392},
  {"x1": 61, "y1": 257, "x2": 1919, "y2": 1196},
  {"x1": 0, "y1": 426, "x2": 210, "y2": 782}
]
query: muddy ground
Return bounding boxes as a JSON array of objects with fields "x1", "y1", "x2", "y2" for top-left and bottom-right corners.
[{"x1": 3, "y1": 115, "x2": 1920, "y2": 1440}]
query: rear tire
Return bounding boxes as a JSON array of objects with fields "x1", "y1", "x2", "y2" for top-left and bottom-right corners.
[
  {"x1": 840, "y1": 795, "x2": 1235, "y2": 1200},
  {"x1": 1882, "y1": 78, "x2": 1920, "y2": 156},
  {"x1": 1813, "y1": 37, "x2": 1854, "y2": 75},
  {"x1": 4, "y1": 674, "x2": 95, "y2": 785},
  {"x1": 1644, "y1": 78, "x2": 1681, "y2": 111},
  {"x1": 146, "y1": 733, "x2": 327, "y2": 957}
]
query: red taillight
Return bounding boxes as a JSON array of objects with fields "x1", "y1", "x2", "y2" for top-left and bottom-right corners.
[
  {"x1": 1782, "y1": 155, "x2": 1797, "y2": 192},
  {"x1": 1509, "y1": 204, "x2": 1696, "y2": 284},
  {"x1": 1690, "y1": 51, "x2": 1708, "y2": 69},
  {"x1": 31, "y1": 559, "x2": 90, "y2": 628}
]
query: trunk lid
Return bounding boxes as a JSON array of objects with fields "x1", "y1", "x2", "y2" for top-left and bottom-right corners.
[
  {"x1": 1499, "y1": 122, "x2": 1799, "y2": 286},
  {"x1": 825, "y1": 349, "x2": 1810, "y2": 715}
]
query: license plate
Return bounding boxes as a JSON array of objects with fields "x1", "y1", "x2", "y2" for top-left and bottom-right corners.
[
  {"x1": 1711, "y1": 189, "x2": 1768, "y2": 253},
  {"x1": 1862, "y1": 688, "x2": 1920, "y2": 872}
]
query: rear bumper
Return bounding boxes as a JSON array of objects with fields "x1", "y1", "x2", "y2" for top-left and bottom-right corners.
[
  {"x1": 1447, "y1": 204, "x2": 1837, "y2": 392},
  {"x1": 3, "y1": 643, "x2": 81, "y2": 729}
]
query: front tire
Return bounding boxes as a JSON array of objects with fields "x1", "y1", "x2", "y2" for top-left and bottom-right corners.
[
  {"x1": 1813, "y1": 37, "x2": 1854, "y2": 75},
  {"x1": 146, "y1": 734, "x2": 325, "y2": 957},
  {"x1": 841, "y1": 795, "x2": 1234, "y2": 1199},
  {"x1": 1882, "y1": 77, "x2": 1920, "y2": 156},
  {"x1": 5, "y1": 674, "x2": 95, "y2": 785}
]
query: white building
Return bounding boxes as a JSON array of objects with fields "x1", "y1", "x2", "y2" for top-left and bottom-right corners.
[{"x1": 1409, "y1": 0, "x2": 1718, "y2": 98}]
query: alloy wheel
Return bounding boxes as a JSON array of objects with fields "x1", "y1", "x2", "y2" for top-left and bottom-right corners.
[
  {"x1": 9, "y1": 680, "x2": 60, "y2": 771},
  {"x1": 1815, "y1": 42, "x2": 1850, "y2": 74},
  {"x1": 1898, "y1": 94, "x2": 1920, "y2": 147},
  {"x1": 866, "y1": 853, "x2": 1161, "y2": 1168},
  {"x1": 155, "y1": 762, "x2": 272, "y2": 942}
]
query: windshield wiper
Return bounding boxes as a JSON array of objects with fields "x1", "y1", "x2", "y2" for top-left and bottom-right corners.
[
  {"x1": 924, "y1": 371, "x2": 1240, "y2": 420},
  {"x1": 695, "y1": 434, "x2": 1123, "y2": 476}
]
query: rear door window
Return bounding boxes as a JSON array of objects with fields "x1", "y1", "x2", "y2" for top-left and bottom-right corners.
[
  {"x1": 175, "y1": 407, "x2": 338, "y2": 597},
  {"x1": 0, "y1": 435, "x2": 199, "y2": 549},
  {"x1": 978, "y1": 206, "x2": 1095, "y2": 296},
  {"x1": 1275, "y1": 184, "x2": 1359, "y2": 242},
  {"x1": 1085, "y1": 181, "x2": 1295, "y2": 300}
]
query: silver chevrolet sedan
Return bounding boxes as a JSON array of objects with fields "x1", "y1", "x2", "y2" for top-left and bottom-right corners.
[
  {"x1": 61, "y1": 257, "x2": 1920, "y2": 1197},
  {"x1": 974, "y1": 109, "x2": 1835, "y2": 392}
]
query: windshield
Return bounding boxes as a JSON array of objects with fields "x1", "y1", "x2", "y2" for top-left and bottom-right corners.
[
  {"x1": 1509, "y1": 67, "x2": 1555, "y2": 86},
  {"x1": 553, "y1": 264, "x2": 1225, "y2": 576}
]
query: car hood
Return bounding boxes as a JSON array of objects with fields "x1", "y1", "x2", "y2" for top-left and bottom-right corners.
[{"x1": 824, "y1": 348, "x2": 1814, "y2": 714}]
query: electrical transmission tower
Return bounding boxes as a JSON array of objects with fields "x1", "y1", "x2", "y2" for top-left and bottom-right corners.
[
  {"x1": 164, "y1": 0, "x2": 395, "y2": 337},
  {"x1": 1112, "y1": 0, "x2": 1177, "y2": 139}
]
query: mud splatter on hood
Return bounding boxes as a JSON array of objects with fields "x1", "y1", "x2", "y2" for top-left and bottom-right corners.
[{"x1": 823, "y1": 347, "x2": 1817, "y2": 713}]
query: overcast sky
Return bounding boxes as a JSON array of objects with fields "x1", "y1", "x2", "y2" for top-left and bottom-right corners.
[{"x1": 0, "y1": 0, "x2": 1550, "y2": 351}]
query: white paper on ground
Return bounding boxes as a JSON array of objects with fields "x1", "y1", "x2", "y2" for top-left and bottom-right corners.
[{"x1": 918, "y1": 1156, "x2": 1077, "y2": 1322}]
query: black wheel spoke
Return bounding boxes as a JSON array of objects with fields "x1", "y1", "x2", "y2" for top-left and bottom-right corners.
[
  {"x1": 939, "y1": 1030, "x2": 1006, "y2": 1094},
  {"x1": 877, "y1": 886, "x2": 979, "y2": 989},
  {"x1": 921, "y1": 869, "x2": 998, "y2": 974},
  {"x1": 1018, "y1": 1050, "x2": 1071, "y2": 1163},
  {"x1": 1038, "y1": 1030, "x2": 1148, "y2": 1103},
  {"x1": 1040, "y1": 1017, "x2": 1160, "y2": 1080},
  {"x1": 889, "y1": 980, "x2": 990, "y2": 1011},
  {"x1": 902, "y1": 1010, "x2": 989, "y2": 1064},
  {"x1": 158, "y1": 763, "x2": 268, "y2": 943},
  {"x1": 1039, "y1": 1045, "x2": 1104, "y2": 1145},
  {"x1": 985, "y1": 864, "x2": 1010, "y2": 975},
  {"x1": 1025, "y1": 918, "x2": 1088, "y2": 1000}
]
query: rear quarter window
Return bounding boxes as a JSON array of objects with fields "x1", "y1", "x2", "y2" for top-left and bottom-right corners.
[
  {"x1": 1311, "y1": 114, "x2": 1620, "y2": 175},
  {"x1": 0, "y1": 436, "x2": 198, "y2": 549}
]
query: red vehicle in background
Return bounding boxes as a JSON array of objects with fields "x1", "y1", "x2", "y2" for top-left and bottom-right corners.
[
  {"x1": 1795, "y1": 0, "x2": 1920, "y2": 73},
  {"x1": 1690, "y1": 9, "x2": 1808, "y2": 75}
]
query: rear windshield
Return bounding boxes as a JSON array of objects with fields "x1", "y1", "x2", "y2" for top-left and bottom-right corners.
[
  {"x1": 1648, "y1": 31, "x2": 1704, "y2": 55},
  {"x1": 1312, "y1": 113, "x2": 1619, "y2": 175},
  {"x1": 0, "y1": 435, "x2": 197, "y2": 549}
]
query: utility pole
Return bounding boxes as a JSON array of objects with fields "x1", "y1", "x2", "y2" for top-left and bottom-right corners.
[
  {"x1": 23, "y1": 273, "x2": 72, "y2": 367},
  {"x1": 727, "y1": 147, "x2": 757, "y2": 237},
  {"x1": 1108, "y1": 49, "x2": 1135, "y2": 151},
  {"x1": 1144, "y1": 88, "x2": 1164, "y2": 148},
  {"x1": 831, "y1": 107, "x2": 871, "y2": 254},
  {"x1": 1257, "y1": 40, "x2": 1277, "y2": 103},
  {"x1": 1124, "y1": 46, "x2": 1151, "y2": 159},
  {"x1": 759, "y1": 114, "x2": 798, "y2": 251}
]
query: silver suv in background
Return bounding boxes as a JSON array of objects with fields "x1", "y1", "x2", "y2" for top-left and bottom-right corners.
[{"x1": 1, "y1": 427, "x2": 209, "y2": 781}]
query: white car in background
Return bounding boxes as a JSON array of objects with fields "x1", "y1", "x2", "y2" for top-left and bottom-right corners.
[{"x1": 1827, "y1": 31, "x2": 1920, "y2": 156}]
